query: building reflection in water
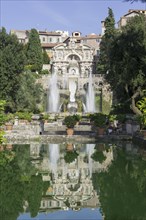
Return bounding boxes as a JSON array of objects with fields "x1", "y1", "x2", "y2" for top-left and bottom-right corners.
[{"x1": 29, "y1": 142, "x2": 114, "y2": 212}]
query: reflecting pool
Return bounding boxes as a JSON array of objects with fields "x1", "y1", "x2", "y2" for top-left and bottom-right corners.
[{"x1": 0, "y1": 141, "x2": 146, "y2": 220}]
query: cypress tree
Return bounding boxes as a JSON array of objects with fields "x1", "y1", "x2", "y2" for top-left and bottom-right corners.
[
  {"x1": 43, "y1": 50, "x2": 50, "y2": 64},
  {"x1": 97, "y1": 8, "x2": 116, "y2": 74},
  {"x1": 26, "y1": 29, "x2": 43, "y2": 73}
]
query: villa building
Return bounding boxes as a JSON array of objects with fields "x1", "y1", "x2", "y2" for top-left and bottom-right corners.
[
  {"x1": 117, "y1": 9, "x2": 146, "y2": 29},
  {"x1": 29, "y1": 143, "x2": 113, "y2": 212}
]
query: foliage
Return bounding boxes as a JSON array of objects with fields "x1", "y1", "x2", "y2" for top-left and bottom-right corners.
[
  {"x1": 0, "y1": 131, "x2": 6, "y2": 145},
  {"x1": 40, "y1": 69, "x2": 49, "y2": 74},
  {"x1": 0, "y1": 100, "x2": 6, "y2": 144},
  {"x1": 0, "y1": 149, "x2": 25, "y2": 220},
  {"x1": 97, "y1": 8, "x2": 116, "y2": 74},
  {"x1": 136, "y1": 95, "x2": 146, "y2": 114},
  {"x1": 92, "y1": 113, "x2": 107, "y2": 128},
  {"x1": 91, "y1": 150, "x2": 106, "y2": 163},
  {"x1": 15, "y1": 71, "x2": 44, "y2": 113},
  {"x1": 43, "y1": 50, "x2": 50, "y2": 64},
  {"x1": 26, "y1": 29, "x2": 43, "y2": 73},
  {"x1": 64, "y1": 150, "x2": 79, "y2": 163},
  {"x1": 15, "y1": 112, "x2": 32, "y2": 121},
  {"x1": 102, "y1": 98, "x2": 111, "y2": 115},
  {"x1": 0, "y1": 100, "x2": 6, "y2": 126},
  {"x1": 42, "y1": 113, "x2": 50, "y2": 121},
  {"x1": 136, "y1": 114, "x2": 146, "y2": 129},
  {"x1": 108, "y1": 114, "x2": 126, "y2": 124},
  {"x1": 0, "y1": 145, "x2": 43, "y2": 220},
  {"x1": 26, "y1": 174, "x2": 43, "y2": 217},
  {"x1": 110, "y1": 102, "x2": 133, "y2": 114},
  {"x1": 0, "y1": 28, "x2": 26, "y2": 111},
  {"x1": 106, "y1": 15, "x2": 146, "y2": 114},
  {"x1": 42, "y1": 181, "x2": 50, "y2": 195},
  {"x1": 64, "y1": 115, "x2": 77, "y2": 128},
  {"x1": 73, "y1": 114, "x2": 81, "y2": 122},
  {"x1": 92, "y1": 147, "x2": 146, "y2": 220},
  {"x1": 77, "y1": 99, "x2": 83, "y2": 112}
]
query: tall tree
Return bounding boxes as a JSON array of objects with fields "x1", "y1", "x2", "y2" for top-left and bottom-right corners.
[
  {"x1": 97, "y1": 8, "x2": 116, "y2": 74},
  {"x1": 26, "y1": 29, "x2": 43, "y2": 73},
  {"x1": 92, "y1": 147, "x2": 146, "y2": 220},
  {"x1": 43, "y1": 50, "x2": 50, "y2": 64},
  {"x1": 15, "y1": 70, "x2": 44, "y2": 113},
  {"x1": 0, "y1": 27, "x2": 26, "y2": 111},
  {"x1": 106, "y1": 14, "x2": 146, "y2": 115}
]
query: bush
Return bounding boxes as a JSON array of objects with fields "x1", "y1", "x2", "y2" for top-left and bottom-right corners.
[
  {"x1": 64, "y1": 115, "x2": 77, "y2": 128},
  {"x1": 15, "y1": 112, "x2": 33, "y2": 122},
  {"x1": 91, "y1": 150, "x2": 106, "y2": 163},
  {"x1": 93, "y1": 113, "x2": 107, "y2": 128},
  {"x1": 64, "y1": 151, "x2": 79, "y2": 163},
  {"x1": 40, "y1": 69, "x2": 49, "y2": 75},
  {"x1": 73, "y1": 114, "x2": 81, "y2": 122}
]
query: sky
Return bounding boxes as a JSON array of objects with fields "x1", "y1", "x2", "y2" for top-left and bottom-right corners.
[
  {"x1": 17, "y1": 208, "x2": 102, "y2": 220},
  {"x1": 1, "y1": 0, "x2": 146, "y2": 36}
]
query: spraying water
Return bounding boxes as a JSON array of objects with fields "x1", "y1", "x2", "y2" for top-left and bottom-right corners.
[
  {"x1": 48, "y1": 72, "x2": 60, "y2": 112},
  {"x1": 86, "y1": 144, "x2": 95, "y2": 177},
  {"x1": 86, "y1": 72, "x2": 96, "y2": 112},
  {"x1": 49, "y1": 144, "x2": 60, "y2": 177}
]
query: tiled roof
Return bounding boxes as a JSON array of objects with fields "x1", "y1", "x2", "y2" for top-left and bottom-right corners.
[
  {"x1": 41, "y1": 43, "x2": 59, "y2": 48},
  {"x1": 39, "y1": 31, "x2": 61, "y2": 36}
]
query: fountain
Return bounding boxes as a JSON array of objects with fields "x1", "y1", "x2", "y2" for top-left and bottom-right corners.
[
  {"x1": 86, "y1": 144, "x2": 95, "y2": 177},
  {"x1": 49, "y1": 144, "x2": 60, "y2": 176},
  {"x1": 48, "y1": 72, "x2": 60, "y2": 112},
  {"x1": 67, "y1": 78, "x2": 78, "y2": 113},
  {"x1": 86, "y1": 72, "x2": 96, "y2": 112}
]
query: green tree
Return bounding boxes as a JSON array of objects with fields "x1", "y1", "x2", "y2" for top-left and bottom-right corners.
[
  {"x1": 0, "y1": 145, "x2": 41, "y2": 220},
  {"x1": 97, "y1": 8, "x2": 116, "y2": 74},
  {"x1": 43, "y1": 50, "x2": 50, "y2": 64},
  {"x1": 0, "y1": 150, "x2": 25, "y2": 220},
  {"x1": 26, "y1": 29, "x2": 43, "y2": 73},
  {"x1": 106, "y1": 15, "x2": 146, "y2": 115},
  {"x1": 0, "y1": 27, "x2": 26, "y2": 111},
  {"x1": 15, "y1": 70, "x2": 44, "y2": 113},
  {"x1": 26, "y1": 174, "x2": 43, "y2": 217},
  {"x1": 0, "y1": 100, "x2": 6, "y2": 144},
  {"x1": 92, "y1": 147, "x2": 146, "y2": 220}
]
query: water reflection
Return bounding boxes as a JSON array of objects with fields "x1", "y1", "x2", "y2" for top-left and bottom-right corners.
[
  {"x1": 49, "y1": 144, "x2": 60, "y2": 177},
  {"x1": 0, "y1": 142, "x2": 146, "y2": 220}
]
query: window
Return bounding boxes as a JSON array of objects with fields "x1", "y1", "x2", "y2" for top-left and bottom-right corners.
[
  {"x1": 43, "y1": 37, "x2": 45, "y2": 42},
  {"x1": 50, "y1": 38, "x2": 52, "y2": 42},
  {"x1": 75, "y1": 32, "x2": 79, "y2": 36}
]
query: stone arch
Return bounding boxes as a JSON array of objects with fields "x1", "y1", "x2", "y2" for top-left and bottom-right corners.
[{"x1": 65, "y1": 53, "x2": 82, "y2": 61}]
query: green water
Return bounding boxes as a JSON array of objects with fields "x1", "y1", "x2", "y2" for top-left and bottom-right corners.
[{"x1": 0, "y1": 141, "x2": 146, "y2": 220}]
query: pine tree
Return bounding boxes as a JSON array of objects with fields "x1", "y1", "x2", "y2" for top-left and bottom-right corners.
[{"x1": 26, "y1": 29, "x2": 43, "y2": 73}]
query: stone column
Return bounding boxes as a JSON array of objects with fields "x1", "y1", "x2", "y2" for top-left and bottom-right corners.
[{"x1": 81, "y1": 66, "x2": 85, "y2": 78}]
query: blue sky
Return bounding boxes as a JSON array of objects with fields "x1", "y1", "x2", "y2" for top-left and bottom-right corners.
[
  {"x1": 17, "y1": 208, "x2": 102, "y2": 220},
  {"x1": 1, "y1": 0, "x2": 146, "y2": 35}
]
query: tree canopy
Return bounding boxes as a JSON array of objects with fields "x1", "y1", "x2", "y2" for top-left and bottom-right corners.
[
  {"x1": 15, "y1": 70, "x2": 44, "y2": 113},
  {"x1": 92, "y1": 146, "x2": 146, "y2": 220},
  {"x1": 97, "y1": 8, "x2": 116, "y2": 74},
  {"x1": 26, "y1": 29, "x2": 43, "y2": 73},
  {"x1": 0, "y1": 27, "x2": 26, "y2": 111},
  {"x1": 105, "y1": 14, "x2": 146, "y2": 115}
]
